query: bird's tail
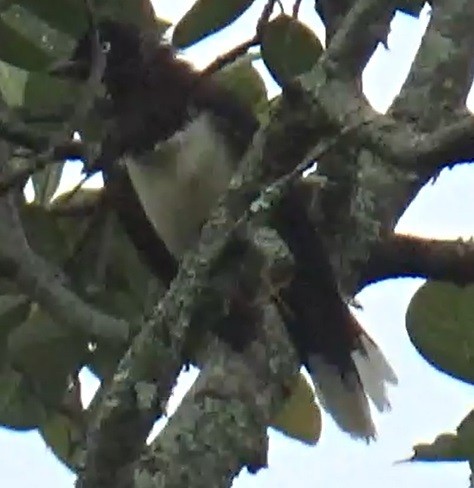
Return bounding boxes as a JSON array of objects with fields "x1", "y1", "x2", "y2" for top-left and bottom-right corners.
[{"x1": 307, "y1": 314, "x2": 398, "y2": 440}]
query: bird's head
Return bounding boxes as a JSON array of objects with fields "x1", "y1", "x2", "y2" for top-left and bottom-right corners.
[
  {"x1": 49, "y1": 21, "x2": 177, "y2": 95},
  {"x1": 50, "y1": 19, "x2": 258, "y2": 155}
]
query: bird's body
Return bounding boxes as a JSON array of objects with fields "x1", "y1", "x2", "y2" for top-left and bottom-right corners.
[
  {"x1": 73, "y1": 22, "x2": 256, "y2": 257},
  {"x1": 51, "y1": 20, "x2": 397, "y2": 440},
  {"x1": 124, "y1": 113, "x2": 235, "y2": 256}
]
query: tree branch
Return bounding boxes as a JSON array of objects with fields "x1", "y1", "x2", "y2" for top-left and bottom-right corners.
[
  {"x1": 130, "y1": 227, "x2": 297, "y2": 488},
  {"x1": 74, "y1": 80, "x2": 332, "y2": 486},
  {"x1": 387, "y1": 0, "x2": 474, "y2": 220},
  {"x1": 142, "y1": 304, "x2": 294, "y2": 488},
  {"x1": 0, "y1": 141, "x2": 128, "y2": 343},
  {"x1": 201, "y1": 0, "x2": 277, "y2": 78},
  {"x1": 362, "y1": 233, "x2": 474, "y2": 287},
  {"x1": 63, "y1": 1, "x2": 474, "y2": 484}
]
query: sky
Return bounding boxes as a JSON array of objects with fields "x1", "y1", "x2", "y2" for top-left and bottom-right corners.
[{"x1": 1, "y1": 1, "x2": 473, "y2": 487}]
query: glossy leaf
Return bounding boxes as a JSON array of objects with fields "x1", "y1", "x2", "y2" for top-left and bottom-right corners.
[
  {"x1": 31, "y1": 164, "x2": 65, "y2": 206},
  {"x1": 97, "y1": 0, "x2": 170, "y2": 31},
  {"x1": 51, "y1": 187, "x2": 101, "y2": 212},
  {"x1": 406, "y1": 281, "x2": 474, "y2": 384},
  {"x1": 0, "y1": 5, "x2": 76, "y2": 111},
  {"x1": 7, "y1": 307, "x2": 88, "y2": 406},
  {"x1": 14, "y1": 0, "x2": 87, "y2": 36},
  {"x1": 3, "y1": 3, "x2": 73, "y2": 56},
  {"x1": 22, "y1": 72, "x2": 80, "y2": 118},
  {"x1": 0, "y1": 295, "x2": 30, "y2": 336},
  {"x1": 0, "y1": 60, "x2": 27, "y2": 106},
  {"x1": 408, "y1": 410, "x2": 474, "y2": 465},
  {"x1": 172, "y1": 0, "x2": 255, "y2": 48},
  {"x1": 212, "y1": 53, "x2": 267, "y2": 113},
  {"x1": 0, "y1": 365, "x2": 47, "y2": 430},
  {"x1": 271, "y1": 372, "x2": 322, "y2": 445},
  {"x1": 0, "y1": 16, "x2": 52, "y2": 71},
  {"x1": 411, "y1": 434, "x2": 467, "y2": 462},
  {"x1": 261, "y1": 14, "x2": 323, "y2": 86},
  {"x1": 0, "y1": 294, "x2": 30, "y2": 362},
  {"x1": 20, "y1": 204, "x2": 69, "y2": 263},
  {"x1": 39, "y1": 412, "x2": 84, "y2": 471},
  {"x1": 16, "y1": 0, "x2": 166, "y2": 36}
]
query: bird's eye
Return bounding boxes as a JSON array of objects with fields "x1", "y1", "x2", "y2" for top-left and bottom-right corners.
[{"x1": 101, "y1": 41, "x2": 111, "y2": 53}]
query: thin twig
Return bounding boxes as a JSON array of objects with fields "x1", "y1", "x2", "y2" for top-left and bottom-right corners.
[
  {"x1": 202, "y1": 0, "x2": 278, "y2": 77},
  {"x1": 292, "y1": 0, "x2": 303, "y2": 18},
  {"x1": 0, "y1": 141, "x2": 86, "y2": 196},
  {"x1": 201, "y1": 36, "x2": 260, "y2": 77},
  {"x1": 257, "y1": 0, "x2": 279, "y2": 35},
  {"x1": 32, "y1": 0, "x2": 104, "y2": 168}
]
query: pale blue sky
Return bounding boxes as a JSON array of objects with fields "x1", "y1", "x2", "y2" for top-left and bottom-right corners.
[{"x1": 1, "y1": 2, "x2": 473, "y2": 487}]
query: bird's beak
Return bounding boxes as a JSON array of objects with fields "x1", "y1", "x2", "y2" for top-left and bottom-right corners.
[{"x1": 48, "y1": 58, "x2": 90, "y2": 80}]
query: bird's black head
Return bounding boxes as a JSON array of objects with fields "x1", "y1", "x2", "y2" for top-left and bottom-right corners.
[
  {"x1": 51, "y1": 21, "x2": 163, "y2": 87},
  {"x1": 50, "y1": 20, "x2": 258, "y2": 155}
]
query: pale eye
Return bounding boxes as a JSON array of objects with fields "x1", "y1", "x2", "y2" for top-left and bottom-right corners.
[{"x1": 101, "y1": 41, "x2": 111, "y2": 53}]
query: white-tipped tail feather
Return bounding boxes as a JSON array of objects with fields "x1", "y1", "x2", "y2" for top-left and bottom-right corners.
[
  {"x1": 308, "y1": 331, "x2": 397, "y2": 440},
  {"x1": 352, "y1": 332, "x2": 398, "y2": 412},
  {"x1": 308, "y1": 355, "x2": 376, "y2": 439}
]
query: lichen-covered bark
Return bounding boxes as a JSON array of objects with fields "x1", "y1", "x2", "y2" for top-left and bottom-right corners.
[
  {"x1": 1, "y1": 0, "x2": 474, "y2": 487},
  {"x1": 75, "y1": 1, "x2": 474, "y2": 486}
]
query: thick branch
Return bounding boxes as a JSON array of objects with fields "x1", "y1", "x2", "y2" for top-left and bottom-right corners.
[
  {"x1": 387, "y1": 0, "x2": 474, "y2": 219},
  {"x1": 316, "y1": 0, "x2": 396, "y2": 78},
  {"x1": 315, "y1": 0, "x2": 425, "y2": 44},
  {"x1": 73, "y1": 1, "x2": 474, "y2": 483},
  {"x1": 282, "y1": 0, "x2": 474, "y2": 293},
  {"x1": 142, "y1": 306, "x2": 295, "y2": 488},
  {"x1": 133, "y1": 228, "x2": 298, "y2": 488},
  {"x1": 362, "y1": 233, "x2": 474, "y2": 287},
  {"x1": 75, "y1": 84, "x2": 327, "y2": 487}
]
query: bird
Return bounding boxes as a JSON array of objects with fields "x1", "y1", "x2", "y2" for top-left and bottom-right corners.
[{"x1": 50, "y1": 19, "x2": 397, "y2": 440}]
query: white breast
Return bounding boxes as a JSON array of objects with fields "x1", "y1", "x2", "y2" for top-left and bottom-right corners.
[{"x1": 124, "y1": 113, "x2": 235, "y2": 258}]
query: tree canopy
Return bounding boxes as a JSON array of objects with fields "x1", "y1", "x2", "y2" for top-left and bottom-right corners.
[{"x1": 0, "y1": 0, "x2": 472, "y2": 487}]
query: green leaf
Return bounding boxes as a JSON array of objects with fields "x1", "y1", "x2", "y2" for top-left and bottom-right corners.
[
  {"x1": 0, "y1": 60, "x2": 27, "y2": 106},
  {"x1": 7, "y1": 307, "x2": 88, "y2": 406},
  {"x1": 51, "y1": 187, "x2": 101, "y2": 212},
  {"x1": 0, "y1": 277, "x2": 22, "y2": 296},
  {"x1": 457, "y1": 409, "x2": 474, "y2": 460},
  {"x1": 406, "y1": 281, "x2": 474, "y2": 384},
  {"x1": 22, "y1": 71, "x2": 80, "y2": 118},
  {"x1": 0, "y1": 295, "x2": 30, "y2": 335},
  {"x1": 18, "y1": 0, "x2": 170, "y2": 37},
  {"x1": 212, "y1": 53, "x2": 267, "y2": 113},
  {"x1": 270, "y1": 372, "x2": 321, "y2": 445},
  {"x1": 0, "y1": 16, "x2": 52, "y2": 71},
  {"x1": 0, "y1": 368, "x2": 45, "y2": 430},
  {"x1": 0, "y1": 364, "x2": 47, "y2": 430},
  {"x1": 20, "y1": 203, "x2": 69, "y2": 263},
  {"x1": 261, "y1": 14, "x2": 323, "y2": 86},
  {"x1": 172, "y1": 0, "x2": 255, "y2": 48},
  {"x1": 411, "y1": 433, "x2": 467, "y2": 462},
  {"x1": 31, "y1": 164, "x2": 65, "y2": 206},
  {"x1": 39, "y1": 412, "x2": 84, "y2": 471},
  {"x1": 408, "y1": 410, "x2": 474, "y2": 464},
  {"x1": 13, "y1": 0, "x2": 87, "y2": 36},
  {"x1": 96, "y1": 0, "x2": 170, "y2": 31},
  {"x1": 0, "y1": 294, "x2": 30, "y2": 362},
  {"x1": 0, "y1": 5, "x2": 77, "y2": 107}
]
